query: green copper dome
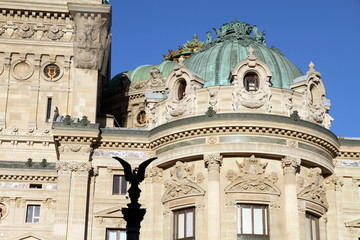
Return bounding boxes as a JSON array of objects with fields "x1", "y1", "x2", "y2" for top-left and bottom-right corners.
[
  {"x1": 185, "y1": 21, "x2": 303, "y2": 88},
  {"x1": 121, "y1": 21, "x2": 303, "y2": 89}
]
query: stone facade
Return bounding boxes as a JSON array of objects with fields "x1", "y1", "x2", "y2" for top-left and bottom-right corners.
[{"x1": 0, "y1": 1, "x2": 359, "y2": 240}]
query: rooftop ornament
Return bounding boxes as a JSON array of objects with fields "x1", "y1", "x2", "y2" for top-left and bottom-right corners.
[
  {"x1": 163, "y1": 34, "x2": 204, "y2": 62},
  {"x1": 203, "y1": 20, "x2": 266, "y2": 50}
]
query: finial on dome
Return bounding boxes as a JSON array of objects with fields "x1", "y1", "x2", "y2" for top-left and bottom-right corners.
[
  {"x1": 307, "y1": 61, "x2": 315, "y2": 74},
  {"x1": 248, "y1": 46, "x2": 255, "y2": 58}
]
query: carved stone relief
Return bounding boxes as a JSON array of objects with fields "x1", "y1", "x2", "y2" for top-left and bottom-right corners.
[
  {"x1": 297, "y1": 167, "x2": 328, "y2": 208},
  {"x1": 147, "y1": 67, "x2": 165, "y2": 88},
  {"x1": 11, "y1": 59, "x2": 34, "y2": 80},
  {"x1": 59, "y1": 144, "x2": 92, "y2": 153},
  {"x1": 162, "y1": 161, "x2": 205, "y2": 203},
  {"x1": 55, "y1": 161, "x2": 92, "y2": 174},
  {"x1": 225, "y1": 155, "x2": 280, "y2": 194},
  {"x1": 165, "y1": 65, "x2": 204, "y2": 120},
  {"x1": 72, "y1": 12, "x2": 110, "y2": 70},
  {"x1": 145, "y1": 166, "x2": 163, "y2": 183}
]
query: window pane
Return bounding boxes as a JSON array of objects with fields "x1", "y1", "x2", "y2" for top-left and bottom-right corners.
[
  {"x1": 113, "y1": 176, "x2": 120, "y2": 194},
  {"x1": 253, "y1": 207, "x2": 264, "y2": 234},
  {"x1": 34, "y1": 206, "x2": 40, "y2": 217},
  {"x1": 107, "y1": 231, "x2": 117, "y2": 240},
  {"x1": 242, "y1": 206, "x2": 252, "y2": 234},
  {"x1": 120, "y1": 231, "x2": 126, "y2": 240},
  {"x1": 186, "y1": 210, "x2": 194, "y2": 237},
  {"x1": 26, "y1": 206, "x2": 33, "y2": 222},
  {"x1": 178, "y1": 213, "x2": 185, "y2": 238},
  {"x1": 121, "y1": 176, "x2": 127, "y2": 194}
]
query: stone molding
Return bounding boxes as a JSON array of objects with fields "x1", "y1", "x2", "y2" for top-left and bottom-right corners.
[
  {"x1": 162, "y1": 161, "x2": 205, "y2": 203},
  {"x1": 55, "y1": 161, "x2": 91, "y2": 174},
  {"x1": 297, "y1": 167, "x2": 328, "y2": 209},
  {"x1": 204, "y1": 153, "x2": 222, "y2": 171},
  {"x1": 0, "y1": 174, "x2": 57, "y2": 182},
  {"x1": 337, "y1": 151, "x2": 360, "y2": 159},
  {"x1": 225, "y1": 155, "x2": 280, "y2": 195},
  {"x1": 99, "y1": 125, "x2": 338, "y2": 160},
  {"x1": 282, "y1": 156, "x2": 301, "y2": 174}
]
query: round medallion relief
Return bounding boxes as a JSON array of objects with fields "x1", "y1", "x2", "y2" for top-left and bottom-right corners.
[
  {"x1": 41, "y1": 62, "x2": 63, "y2": 81},
  {"x1": 136, "y1": 110, "x2": 147, "y2": 126},
  {"x1": 11, "y1": 60, "x2": 34, "y2": 80}
]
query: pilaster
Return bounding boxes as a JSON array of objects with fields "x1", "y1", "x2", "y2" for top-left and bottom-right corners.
[
  {"x1": 282, "y1": 156, "x2": 301, "y2": 240},
  {"x1": 204, "y1": 153, "x2": 222, "y2": 240}
]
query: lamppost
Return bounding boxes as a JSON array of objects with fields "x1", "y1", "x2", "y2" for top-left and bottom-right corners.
[{"x1": 113, "y1": 157, "x2": 156, "y2": 240}]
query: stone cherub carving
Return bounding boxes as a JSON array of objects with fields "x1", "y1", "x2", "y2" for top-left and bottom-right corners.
[{"x1": 113, "y1": 157, "x2": 156, "y2": 208}]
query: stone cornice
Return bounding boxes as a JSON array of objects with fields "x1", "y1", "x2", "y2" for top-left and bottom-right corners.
[
  {"x1": 0, "y1": 173, "x2": 57, "y2": 182},
  {"x1": 100, "y1": 114, "x2": 339, "y2": 157}
]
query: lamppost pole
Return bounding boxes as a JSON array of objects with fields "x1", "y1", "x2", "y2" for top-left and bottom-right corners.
[{"x1": 113, "y1": 157, "x2": 156, "y2": 240}]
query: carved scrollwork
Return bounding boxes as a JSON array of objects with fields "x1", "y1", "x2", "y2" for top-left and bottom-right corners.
[
  {"x1": 297, "y1": 167, "x2": 328, "y2": 208},
  {"x1": 162, "y1": 161, "x2": 205, "y2": 203},
  {"x1": 225, "y1": 155, "x2": 280, "y2": 195}
]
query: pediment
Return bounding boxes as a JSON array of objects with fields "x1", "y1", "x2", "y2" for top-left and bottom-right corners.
[
  {"x1": 94, "y1": 206, "x2": 123, "y2": 218},
  {"x1": 12, "y1": 233, "x2": 50, "y2": 240},
  {"x1": 345, "y1": 218, "x2": 360, "y2": 228},
  {"x1": 162, "y1": 181, "x2": 205, "y2": 203}
]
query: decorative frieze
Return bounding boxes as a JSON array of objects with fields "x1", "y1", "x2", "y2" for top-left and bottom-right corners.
[
  {"x1": 225, "y1": 155, "x2": 280, "y2": 194},
  {"x1": 59, "y1": 144, "x2": 92, "y2": 153},
  {"x1": 0, "y1": 175, "x2": 57, "y2": 182},
  {"x1": 55, "y1": 161, "x2": 91, "y2": 174},
  {"x1": 162, "y1": 161, "x2": 205, "y2": 203}
]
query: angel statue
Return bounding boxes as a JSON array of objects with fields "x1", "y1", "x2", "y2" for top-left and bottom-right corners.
[{"x1": 113, "y1": 157, "x2": 157, "y2": 209}]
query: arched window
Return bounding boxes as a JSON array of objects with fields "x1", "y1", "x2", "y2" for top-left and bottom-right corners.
[
  {"x1": 244, "y1": 73, "x2": 259, "y2": 92},
  {"x1": 177, "y1": 79, "x2": 187, "y2": 100}
]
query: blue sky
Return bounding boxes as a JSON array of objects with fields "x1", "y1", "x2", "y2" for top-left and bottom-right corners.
[{"x1": 110, "y1": 0, "x2": 360, "y2": 138}]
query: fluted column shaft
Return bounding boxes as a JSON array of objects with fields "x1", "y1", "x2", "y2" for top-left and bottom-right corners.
[
  {"x1": 204, "y1": 153, "x2": 222, "y2": 240},
  {"x1": 282, "y1": 156, "x2": 301, "y2": 240}
]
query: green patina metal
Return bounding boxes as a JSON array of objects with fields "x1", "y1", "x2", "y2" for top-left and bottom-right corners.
[{"x1": 113, "y1": 20, "x2": 303, "y2": 89}]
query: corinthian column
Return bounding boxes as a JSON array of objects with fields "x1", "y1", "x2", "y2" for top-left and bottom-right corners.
[
  {"x1": 282, "y1": 156, "x2": 301, "y2": 240},
  {"x1": 204, "y1": 153, "x2": 222, "y2": 240}
]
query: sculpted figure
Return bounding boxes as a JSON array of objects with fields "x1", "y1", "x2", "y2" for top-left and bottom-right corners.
[{"x1": 113, "y1": 157, "x2": 156, "y2": 208}]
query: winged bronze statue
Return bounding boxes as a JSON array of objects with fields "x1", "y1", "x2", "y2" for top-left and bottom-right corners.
[{"x1": 113, "y1": 157, "x2": 157, "y2": 208}]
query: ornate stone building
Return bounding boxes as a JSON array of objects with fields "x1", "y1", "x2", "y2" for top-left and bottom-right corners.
[{"x1": 0, "y1": 1, "x2": 359, "y2": 240}]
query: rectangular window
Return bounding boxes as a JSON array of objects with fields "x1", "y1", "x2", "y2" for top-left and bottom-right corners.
[
  {"x1": 237, "y1": 204, "x2": 268, "y2": 236},
  {"x1": 46, "y1": 97, "x2": 52, "y2": 122},
  {"x1": 306, "y1": 213, "x2": 320, "y2": 240},
  {"x1": 106, "y1": 229, "x2": 126, "y2": 240},
  {"x1": 174, "y1": 208, "x2": 195, "y2": 240},
  {"x1": 29, "y1": 184, "x2": 42, "y2": 189},
  {"x1": 26, "y1": 205, "x2": 40, "y2": 223},
  {"x1": 113, "y1": 175, "x2": 127, "y2": 195}
]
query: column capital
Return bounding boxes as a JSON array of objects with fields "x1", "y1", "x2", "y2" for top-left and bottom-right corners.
[
  {"x1": 55, "y1": 161, "x2": 92, "y2": 175},
  {"x1": 281, "y1": 156, "x2": 301, "y2": 174},
  {"x1": 204, "y1": 153, "x2": 222, "y2": 171}
]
